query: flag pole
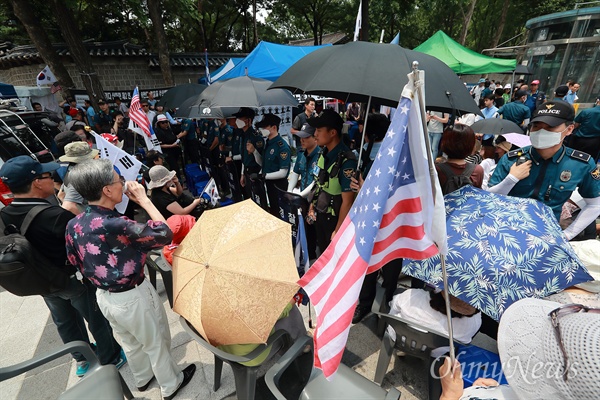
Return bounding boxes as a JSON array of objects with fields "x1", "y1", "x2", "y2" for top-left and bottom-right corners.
[
  {"x1": 355, "y1": 96, "x2": 372, "y2": 174},
  {"x1": 411, "y1": 61, "x2": 456, "y2": 369}
]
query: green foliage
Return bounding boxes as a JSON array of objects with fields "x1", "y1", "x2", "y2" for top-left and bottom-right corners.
[{"x1": 0, "y1": 0, "x2": 588, "y2": 55}]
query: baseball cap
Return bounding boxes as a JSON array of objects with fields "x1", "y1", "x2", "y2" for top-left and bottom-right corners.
[
  {"x1": 531, "y1": 79, "x2": 540, "y2": 85},
  {"x1": 531, "y1": 101, "x2": 575, "y2": 127},
  {"x1": 478, "y1": 78, "x2": 486, "y2": 83},
  {"x1": 100, "y1": 133, "x2": 124, "y2": 149},
  {"x1": 156, "y1": 114, "x2": 169, "y2": 123},
  {"x1": 555, "y1": 85, "x2": 569, "y2": 97},
  {"x1": 232, "y1": 107, "x2": 255, "y2": 119},
  {"x1": 0, "y1": 155, "x2": 59, "y2": 189},
  {"x1": 97, "y1": 99, "x2": 106, "y2": 105},
  {"x1": 495, "y1": 140, "x2": 512, "y2": 152},
  {"x1": 504, "y1": 83, "x2": 512, "y2": 89},
  {"x1": 255, "y1": 113, "x2": 281, "y2": 128},
  {"x1": 307, "y1": 109, "x2": 344, "y2": 134},
  {"x1": 296, "y1": 123, "x2": 316, "y2": 138},
  {"x1": 498, "y1": 298, "x2": 600, "y2": 400}
]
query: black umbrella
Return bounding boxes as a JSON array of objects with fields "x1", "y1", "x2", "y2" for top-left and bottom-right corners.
[
  {"x1": 188, "y1": 76, "x2": 298, "y2": 115},
  {"x1": 175, "y1": 96, "x2": 240, "y2": 120},
  {"x1": 471, "y1": 118, "x2": 524, "y2": 135},
  {"x1": 156, "y1": 83, "x2": 207, "y2": 110},
  {"x1": 270, "y1": 41, "x2": 481, "y2": 116}
]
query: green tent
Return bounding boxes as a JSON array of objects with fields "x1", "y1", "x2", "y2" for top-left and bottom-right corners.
[{"x1": 414, "y1": 31, "x2": 516, "y2": 75}]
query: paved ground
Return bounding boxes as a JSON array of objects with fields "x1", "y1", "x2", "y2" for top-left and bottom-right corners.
[{"x1": 0, "y1": 273, "x2": 497, "y2": 400}]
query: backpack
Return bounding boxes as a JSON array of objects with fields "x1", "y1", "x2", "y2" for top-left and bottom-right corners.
[
  {"x1": 0, "y1": 206, "x2": 71, "y2": 296},
  {"x1": 436, "y1": 162, "x2": 476, "y2": 195}
]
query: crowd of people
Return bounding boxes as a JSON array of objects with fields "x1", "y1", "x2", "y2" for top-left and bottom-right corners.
[{"x1": 1, "y1": 75, "x2": 598, "y2": 400}]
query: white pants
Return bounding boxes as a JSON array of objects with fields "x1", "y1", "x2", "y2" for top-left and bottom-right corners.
[{"x1": 96, "y1": 279, "x2": 183, "y2": 396}]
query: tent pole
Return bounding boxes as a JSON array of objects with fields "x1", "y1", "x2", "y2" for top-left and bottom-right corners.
[{"x1": 411, "y1": 62, "x2": 456, "y2": 369}]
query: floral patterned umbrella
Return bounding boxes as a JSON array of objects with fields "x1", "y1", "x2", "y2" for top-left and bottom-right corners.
[{"x1": 402, "y1": 186, "x2": 593, "y2": 321}]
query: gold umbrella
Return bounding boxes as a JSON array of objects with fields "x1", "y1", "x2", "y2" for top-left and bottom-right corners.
[{"x1": 172, "y1": 199, "x2": 300, "y2": 346}]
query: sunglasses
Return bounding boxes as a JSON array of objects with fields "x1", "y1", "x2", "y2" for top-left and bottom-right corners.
[{"x1": 549, "y1": 303, "x2": 600, "y2": 381}]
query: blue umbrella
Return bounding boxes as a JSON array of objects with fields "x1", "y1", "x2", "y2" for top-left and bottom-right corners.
[{"x1": 403, "y1": 186, "x2": 593, "y2": 321}]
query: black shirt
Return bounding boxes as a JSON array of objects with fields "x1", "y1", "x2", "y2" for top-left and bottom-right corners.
[
  {"x1": 150, "y1": 189, "x2": 178, "y2": 219},
  {"x1": 1, "y1": 198, "x2": 76, "y2": 270}
]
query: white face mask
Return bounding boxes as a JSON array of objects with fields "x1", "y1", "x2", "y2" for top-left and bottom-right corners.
[
  {"x1": 235, "y1": 118, "x2": 245, "y2": 129},
  {"x1": 529, "y1": 127, "x2": 566, "y2": 149},
  {"x1": 259, "y1": 128, "x2": 270, "y2": 138}
]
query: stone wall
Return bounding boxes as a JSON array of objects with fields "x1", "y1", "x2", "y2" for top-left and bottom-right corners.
[{"x1": 0, "y1": 58, "x2": 203, "y2": 94}]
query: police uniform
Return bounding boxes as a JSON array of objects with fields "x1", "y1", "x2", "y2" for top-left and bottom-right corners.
[
  {"x1": 262, "y1": 133, "x2": 291, "y2": 216},
  {"x1": 218, "y1": 123, "x2": 234, "y2": 158},
  {"x1": 312, "y1": 141, "x2": 357, "y2": 251},
  {"x1": 242, "y1": 127, "x2": 264, "y2": 200},
  {"x1": 489, "y1": 145, "x2": 600, "y2": 220},
  {"x1": 293, "y1": 146, "x2": 321, "y2": 191}
]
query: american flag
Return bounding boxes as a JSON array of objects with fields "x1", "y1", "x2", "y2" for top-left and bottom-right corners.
[
  {"x1": 299, "y1": 87, "x2": 447, "y2": 379},
  {"x1": 129, "y1": 87, "x2": 153, "y2": 137}
]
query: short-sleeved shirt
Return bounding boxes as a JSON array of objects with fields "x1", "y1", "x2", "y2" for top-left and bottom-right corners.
[
  {"x1": 86, "y1": 107, "x2": 96, "y2": 126},
  {"x1": 219, "y1": 124, "x2": 234, "y2": 156},
  {"x1": 65, "y1": 205, "x2": 172, "y2": 292},
  {"x1": 489, "y1": 145, "x2": 600, "y2": 220},
  {"x1": 320, "y1": 141, "x2": 357, "y2": 193},
  {"x1": 498, "y1": 101, "x2": 531, "y2": 127},
  {"x1": 427, "y1": 111, "x2": 446, "y2": 133},
  {"x1": 242, "y1": 127, "x2": 264, "y2": 170},
  {"x1": 204, "y1": 120, "x2": 220, "y2": 148},
  {"x1": 180, "y1": 119, "x2": 196, "y2": 140},
  {"x1": 293, "y1": 146, "x2": 321, "y2": 190},
  {"x1": 292, "y1": 111, "x2": 313, "y2": 131},
  {"x1": 150, "y1": 189, "x2": 178, "y2": 220},
  {"x1": 262, "y1": 134, "x2": 291, "y2": 174},
  {"x1": 574, "y1": 106, "x2": 600, "y2": 138}
]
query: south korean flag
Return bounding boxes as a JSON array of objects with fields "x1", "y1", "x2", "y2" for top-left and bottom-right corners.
[{"x1": 94, "y1": 132, "x2": 143, "y2": 214}]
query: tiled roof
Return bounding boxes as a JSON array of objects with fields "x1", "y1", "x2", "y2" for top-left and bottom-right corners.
[
  {"x1": 289, "y1": 32, "x2": 349, "y2": 46},
  {"x1": 0, "y1": 40, "x2": 243, "y2": 69}
]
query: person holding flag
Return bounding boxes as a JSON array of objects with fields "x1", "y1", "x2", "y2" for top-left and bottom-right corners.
[
  {"x1": 299, "y1": 72, "x2": 447, "y2": 379},
  {"x1": 128, "y1": 87, "x2": 162, "y2": 153}
]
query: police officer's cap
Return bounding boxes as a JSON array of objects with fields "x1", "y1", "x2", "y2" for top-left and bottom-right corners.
[
  {"x1": 307, "y1": 109, "x2": 344, "y2": 134},
  {"x1": 531, "y1": 101, "x2": 575, "y2": 127},
  {"x1": 295, "y1": 123, "x2": 315, "y2": 138},
  {"x1": 255, "y1": 113, "x2": 281, "y2": 128},
  {"x1": 232, "y1": 107, "x2": 255, "y2": 119}
]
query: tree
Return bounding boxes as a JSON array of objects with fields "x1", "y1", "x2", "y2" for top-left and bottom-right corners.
[
  {"x1": 458, "y1": 0, "x2": 477, "y2": 45},
  {"x1": 146, "y1": 0, "x2": 174, "y2": 86},
  {"x1": 8, "y1": 0, "x2": 76, "y2": 98},
  {"x1": 49, "y1": 0, "x2": 105, "y2": 107}
]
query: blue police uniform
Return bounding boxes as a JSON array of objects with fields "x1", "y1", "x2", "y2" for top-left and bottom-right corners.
[
  {"x1": 262, "y1": 134, "x2": 291, "y2": 216},
  {"x1": 488, "y1": 145, "x2": 600, "y2": 220},
  {"x1": 218, "y1": 123, "x2": 234, "y2": 157},
  {"x1": 498, "y1": 101, "x2": 531, "y2": 128},
  {"x1": 242, "y1": 127, "x2": 264, "y2": 172},
  {"x1": 293, "y1": 146, "x2": 321, "y2": 191}
]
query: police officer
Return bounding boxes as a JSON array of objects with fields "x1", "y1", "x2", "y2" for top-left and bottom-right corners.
[
  {"x1": 255, "y1": 113, "x2": 291, "y2": 216},
  {"x1": 236, "y1": 108, "x2": 264, "y2": 200},
  {"x1": 489, "y1": 101, "x2": 600, "y2": 240},
  {"x1": 307, "y1": 109, "x2": 357, "y2": 253}
]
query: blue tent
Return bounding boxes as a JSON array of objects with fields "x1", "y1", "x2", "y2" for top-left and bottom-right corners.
[
  {"x1": 0, "y1": 82, "x2": 18, "y2": 99},
  {"x1": 215, "y1": 41, "x2": 330, "y2": 82}
]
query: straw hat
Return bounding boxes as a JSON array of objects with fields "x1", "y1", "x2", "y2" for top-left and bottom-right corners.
[
  {"x1": 59, "y1": 142, "x2": 99, "y2": 163},
  {"x1": 147, "y1": 165, "x2": 176, "y2": 189}
]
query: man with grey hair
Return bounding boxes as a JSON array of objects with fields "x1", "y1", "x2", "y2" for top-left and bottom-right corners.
[
  {"x1": 0, "y1": 156, "x2": 124, "y2": 377},
  {"x1": 65, "y1": 159, "x2": 196, "y2": 399}
]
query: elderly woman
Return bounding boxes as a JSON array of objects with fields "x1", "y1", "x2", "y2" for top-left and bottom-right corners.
[
  {"x1": 64, "y1": 159, "x2": 195, "y2": 400},
  {"x1": 148, "y1": 165, "x2": 202, "y2": 219}
]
